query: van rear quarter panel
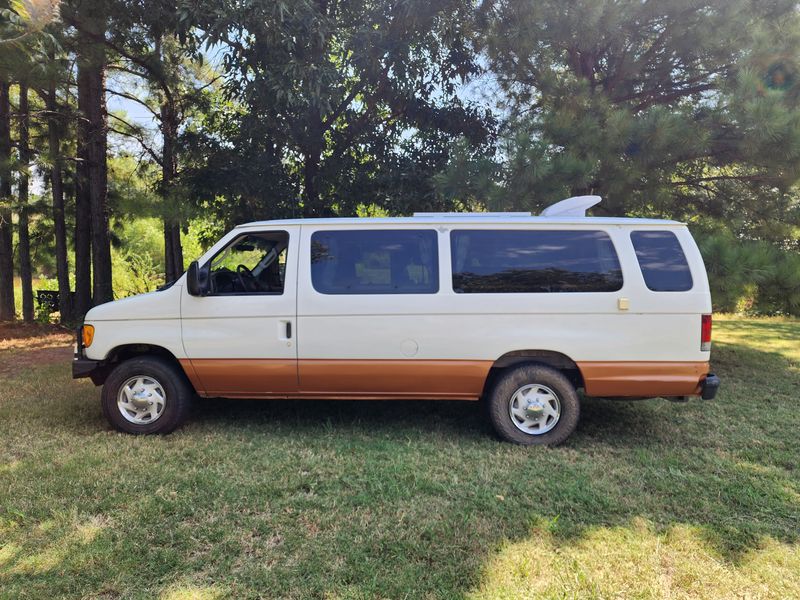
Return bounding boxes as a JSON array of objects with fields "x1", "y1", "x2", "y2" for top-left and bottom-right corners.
[{"x1": 296, "y1": 223, "x2": 711, "y2": 398}]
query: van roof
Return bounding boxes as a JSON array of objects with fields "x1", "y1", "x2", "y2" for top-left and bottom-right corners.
[
  {"x1": 235, "y1": 196, "x2": 685, "y2": 229},
  {"x1": 234, "y1": 215, "x2": 685, "y2": 229}
]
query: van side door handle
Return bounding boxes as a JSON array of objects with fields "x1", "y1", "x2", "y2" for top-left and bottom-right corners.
[{"x1": 286, "y1": 321, "x2": 292, "y2": 339}]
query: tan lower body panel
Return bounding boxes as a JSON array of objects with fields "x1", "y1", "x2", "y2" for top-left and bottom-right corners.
[
  {"x1": 180, "y1": 358, "x2": 299, "y2": 397},
  {"x1": 297, "y1": 359, "x2": 492, "y2": 399},
  {"x1": 178, "y1": 358, "x2": 710, "y2": 400},
  {"x1": 180, "y1": 358, "x2": 492, "y2": 400},
  {"x1": 578, "y1": 361, "x2": 710, "y2": 397}
]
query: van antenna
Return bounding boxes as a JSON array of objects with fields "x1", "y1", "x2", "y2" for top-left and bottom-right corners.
[{"x1": 540, "y1": 195, "x2": 602, "y2": 218}]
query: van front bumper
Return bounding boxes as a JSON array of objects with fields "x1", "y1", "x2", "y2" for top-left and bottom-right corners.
[
  {"x1": 72, "y1": 356, "x2": 101, "y2": 379},
  {"x1": 701, "y1": 373, "x2": 720, "y2": 400},
  {"x1": 72, "y1": 355, "x2": 110, "y2": 385},
  {"x1": 72, "y1": 325, "x2": 108, "y2": 385}
]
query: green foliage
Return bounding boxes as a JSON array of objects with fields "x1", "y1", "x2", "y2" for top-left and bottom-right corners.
[
  {"x1": 758, "y1": 251, "x2": 800, "y2": 315},
  {"x1": 114, "y1": 217, "x2": 164, "y2": 269},
  {"x1": 697, "y1": 230, "x2": 800, "y2": 315},
  {"x1": 180, "y1": 0, "x2": 494, "y2": 223},
  {"x1": 111, "y1": 247, "x2": 162, "y2": 298},
  {"x1": 434, "y1": 0, "x2": 797, "y2": 242},
  {"x1": 180, "y1": 221, "x2": 206, "y2": 266}
]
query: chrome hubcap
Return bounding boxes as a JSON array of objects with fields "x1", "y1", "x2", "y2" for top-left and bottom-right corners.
[
  {"x1": 117, "y1": 376, "x2": 166, "y2": 424},
  {"x1": 508, "y1": 383, "x2": 561, "y2": 435}
]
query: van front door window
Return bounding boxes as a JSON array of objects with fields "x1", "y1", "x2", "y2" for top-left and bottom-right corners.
[{"x1": 209, "y1": 232, "x2": 288, "y2": 295}]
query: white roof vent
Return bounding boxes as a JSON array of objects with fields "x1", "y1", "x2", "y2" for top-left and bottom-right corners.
[{"x1": 540, "y1": 195, "x2": 601, "y2": 218}]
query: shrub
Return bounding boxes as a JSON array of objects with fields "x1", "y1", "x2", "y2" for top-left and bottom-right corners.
[
  {"x1": 112, "y1": 248, "x2": 164, "y2": 298},
  {"x1": 696, "y1": 231, "x2": 800, "y2": 316},
  {"x1": 758, "y1": 251, "x2": 800, "y2": 315}
]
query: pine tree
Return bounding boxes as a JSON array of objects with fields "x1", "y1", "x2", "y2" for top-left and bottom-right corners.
[{"x1": 464, "y1": 0, "x2": 800, "y2": 232}]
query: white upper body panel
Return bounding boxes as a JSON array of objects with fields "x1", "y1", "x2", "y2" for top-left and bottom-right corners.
[
  {"x1": 84, "y1": 283, "x2": 185, "y2": 360},
  {"x1": 83, "y1": 213, "x2": 711, "y2": 364}
]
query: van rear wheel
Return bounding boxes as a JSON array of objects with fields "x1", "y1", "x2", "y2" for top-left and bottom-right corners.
[
  {"x1": 487, "y1": 364, "x2": 579, "y2": 445},
  {"x1": 101, "y1": 356, "x2": 191, "y2": 434}
]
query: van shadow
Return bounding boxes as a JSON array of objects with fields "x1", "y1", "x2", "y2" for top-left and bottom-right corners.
[{"x1": 190, "y1": 394, "x2": 493, "y2": 439}]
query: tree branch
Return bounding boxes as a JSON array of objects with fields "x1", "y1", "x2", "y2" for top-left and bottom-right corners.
[
  {"x1": 106, "y1": 88, "x2": 160, "y2": 118},
  {"x1": 107, "y1": 113, "x2": 162, "y2": 165},
  {"x1": 672, "y1": 173, "x2": 766, "y2": 185}
]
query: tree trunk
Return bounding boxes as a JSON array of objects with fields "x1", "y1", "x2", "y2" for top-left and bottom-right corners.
[
  {"x1": 161, "y1": 99, "x2": 183, "y2": 281},
  {"x1": 0, "y1": 81, "x2": 15, "y2": 321},
  {"x1": 17, "y1": 83, "x2": 34, "y2": 322},
  {"x1": 302, "y1": 150, "x2": 322, "y2": 217},
  {"x1": 302, "y1": 6, "x2": 328, "y2": 219},
  {"x1": 46, "y1": 58, "x2": 73, "y2": 323},
  {"x1": 301, "y1": 121, "x2": 326, "y2": 217},
  {"x1": 77, "y1": 18, "x2": 113, "y2": 305},
  {"x1": 74, "y1": 67, "x2": 92, "y2": 319}
]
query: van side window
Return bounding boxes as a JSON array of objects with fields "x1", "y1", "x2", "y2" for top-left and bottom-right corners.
[
  {"x1": 208, "y1": 231, "x2": 289, "y2": 295},
  {"x1": 630, "y1": 231, "x2": 693, "y2": 292},
  {"x1": 311, "y1": 230, "x2": 438, "y2": 294},
  {"x1": 450, "y1": 230, "x2": 623, "y2": 294}
]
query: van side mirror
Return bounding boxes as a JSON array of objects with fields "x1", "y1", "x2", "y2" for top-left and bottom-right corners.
[{"x1": 186, "y1": 260, "x2": 210, "y2": 296}]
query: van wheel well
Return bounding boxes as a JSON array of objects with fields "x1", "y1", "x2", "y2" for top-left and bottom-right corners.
[
  {"x1": 97, "y1": 344, "x2": 189, "y2": 388},
  {"x1": 108, "y1": 344, "x2": 178, "y2": 364},
  {"x1": 484, "y1": 350, "x2": 584, "y2": 395}
]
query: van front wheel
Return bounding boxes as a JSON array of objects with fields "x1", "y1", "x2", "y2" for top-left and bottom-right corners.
[
  {"x1": 101, "y1": 356, "x2": 191, "y2": 434},
  {"x1": 487, "y1": 364, "x2": 579, "y2": 445}
]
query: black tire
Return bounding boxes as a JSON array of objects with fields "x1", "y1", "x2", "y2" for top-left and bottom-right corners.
[
  {"x1": 101, "y1": 355, "x2": 191, "y2": 434},
  {"x1": 487, "y1": 363, "x2": 580, "y2": 446}
]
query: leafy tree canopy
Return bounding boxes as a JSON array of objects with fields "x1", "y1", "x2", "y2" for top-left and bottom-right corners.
[
  {"x1": 180, "y1": 0, "x2": 495, "y2": 225},
  {"x1": 436, "y1": 0, "x2": 800, "y2": 245}
]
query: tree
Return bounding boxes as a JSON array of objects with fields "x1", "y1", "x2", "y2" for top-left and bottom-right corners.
[
  {"x1": 462, "y1": 0, "x2": 800, "y2": 232},
  {"x1": 63, "y1": 0, "x2": 114, "y2": 308},
  {"x1": 0, "y1": 81, "x2": 13, "y2": 320},
  {"x1": 2, "y1": 0, "x2": 67, "y2": 321},
  {"x1": 103, "y1": 27, "x2": 207, "y2": 282},
  {"x1": 17, "y1": 80, "x2": 33, "y2": 321},
  {"x1": 41, "y1": 44, "x2": 73, "y2": 322},
  {"x1": 188, "y1": 0, "x2": 492, "y2": 222}
]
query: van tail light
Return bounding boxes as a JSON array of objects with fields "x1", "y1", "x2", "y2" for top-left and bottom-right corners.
[{"x1": 701, "y1": 314, "x2": 712, "y2": 352}]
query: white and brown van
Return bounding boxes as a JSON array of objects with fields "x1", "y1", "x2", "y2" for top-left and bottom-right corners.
[{"x1": 73, "y1": 196, "x2": 719, "y2": 445}]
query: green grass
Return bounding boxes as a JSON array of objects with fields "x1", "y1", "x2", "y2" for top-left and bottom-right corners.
[{"x1": 1, "y1": 318, "x2": 799, "y2": 599}]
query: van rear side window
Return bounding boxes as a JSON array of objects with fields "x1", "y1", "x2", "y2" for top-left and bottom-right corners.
[
  {"x1": 450, "y1": 230, "x2": 623, "y2": 293},
  {"x1": 630, "y1": 230, "x2": 693, "y2": 292},
  {"x1": 311, "y1": 230, "x2": 439, "y2": 294}
]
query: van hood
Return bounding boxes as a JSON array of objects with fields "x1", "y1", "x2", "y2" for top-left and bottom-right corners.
[{"x1": 85, "y1": 282, "x2": 183, "y2": 321}]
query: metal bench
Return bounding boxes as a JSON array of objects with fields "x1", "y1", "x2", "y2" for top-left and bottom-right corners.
[{"x1": 35, "y1": 290, "x2": 75, "y2": 314}]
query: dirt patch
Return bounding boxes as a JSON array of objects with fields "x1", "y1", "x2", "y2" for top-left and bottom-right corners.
[
  {"x1": 0, "y1": 322, "x2": 73, "y2": 350},
  {"x1": 0, "y1": 323, "x2": 74, "y2": 377}
]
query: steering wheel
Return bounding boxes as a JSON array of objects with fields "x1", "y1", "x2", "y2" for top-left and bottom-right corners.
[{"x1": 236, "y1": 264, "x2": 260, "y2": 292}]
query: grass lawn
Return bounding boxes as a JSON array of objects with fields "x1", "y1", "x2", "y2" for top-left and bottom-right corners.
[{"x1": 1, "y1": 317, "x2": 798, "y2": 599}]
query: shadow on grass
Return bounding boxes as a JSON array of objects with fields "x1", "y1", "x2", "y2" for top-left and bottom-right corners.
[{"x1": 1, "y1": 324, "x2": 799, "y2": 597}]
